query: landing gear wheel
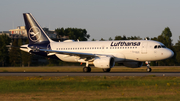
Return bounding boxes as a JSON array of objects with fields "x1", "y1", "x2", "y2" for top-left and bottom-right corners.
[
  {"x1": 146, "y1": 68, "x2": 152, "y2": 72},
  {"x1": 83, "y1": 67, "x2": 91, "y2": 72},
  {"x1": 146, "y1": 61, "x2": 152, "y2": 72},
  {"x1": 103, "y1": 68, "x2": 111, "y2": 72}
]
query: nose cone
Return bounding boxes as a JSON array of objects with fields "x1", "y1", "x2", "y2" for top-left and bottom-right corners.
[{"x1": 166, "y1": 49, "x2": 174, "y2": 58}]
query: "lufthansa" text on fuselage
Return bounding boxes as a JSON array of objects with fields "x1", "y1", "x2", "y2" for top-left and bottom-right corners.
[{"x1": 110, "y1": 42, "x2": 141, "y2": 46}]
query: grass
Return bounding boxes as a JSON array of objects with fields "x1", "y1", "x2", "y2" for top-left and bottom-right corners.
[
  {"x1": 0, "y1": 76, "x2": 180, "y2": 100},
  {"x1": 0, "y1": 66, "x2": 180, "y2": 72}
]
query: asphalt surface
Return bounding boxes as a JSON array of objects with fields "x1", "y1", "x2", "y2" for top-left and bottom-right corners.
[{"x1": 0, "y1": 72, "x2": 179, "y2": 76}]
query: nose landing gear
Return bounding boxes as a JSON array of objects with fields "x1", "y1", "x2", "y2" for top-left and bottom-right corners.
[{"x1": 146, "y1": 61, "x2": 151, "y2": 72}]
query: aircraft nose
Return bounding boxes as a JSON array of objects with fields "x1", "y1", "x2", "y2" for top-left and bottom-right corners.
[{"x1": 166, "y1": 49, "x2": 174, "y2": 58}]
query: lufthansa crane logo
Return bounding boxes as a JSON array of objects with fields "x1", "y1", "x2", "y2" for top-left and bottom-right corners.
[{"x1": 28, "y1": 26, "x2": 41, "y2": 42}]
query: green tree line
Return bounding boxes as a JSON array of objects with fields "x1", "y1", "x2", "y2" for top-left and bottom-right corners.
[
  {"x1": 55, "y1": 28, "x2": 90, "y2": 41},
  {"x1": 0, "y1": 27, "x2": 180, "y2": 67}
]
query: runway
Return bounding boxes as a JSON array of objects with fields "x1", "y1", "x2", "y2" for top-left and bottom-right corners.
[{"x1": 0, "y1": 72, "x2": 180, "y2": 76}]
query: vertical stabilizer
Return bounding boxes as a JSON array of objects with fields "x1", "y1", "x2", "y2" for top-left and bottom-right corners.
[{"x1": 23, "y1": 13, "x2": 53, "y2": 44}]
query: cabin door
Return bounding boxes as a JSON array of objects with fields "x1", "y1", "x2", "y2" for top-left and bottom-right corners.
[{"x1": 141, "y1": 42, "x2": 147, "y2": 54}]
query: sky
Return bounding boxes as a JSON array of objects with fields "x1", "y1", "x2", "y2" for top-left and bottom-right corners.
[{"x1": 0, "y1": 0, "x2": 180, "y2": 44}]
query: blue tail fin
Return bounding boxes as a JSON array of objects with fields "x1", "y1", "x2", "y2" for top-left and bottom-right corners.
[{"x1": 23, "y1": 13, "x2": 53, "y2": 44}]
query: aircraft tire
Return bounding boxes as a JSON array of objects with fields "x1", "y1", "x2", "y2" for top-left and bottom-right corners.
[
  {"x1": 146, "y1": 68, "x2": 152, "y2": 72},
  {"x1": 103, "y1": 68, "x2": 111, "y2": 72},
  {"x1": 83, "y1": 67, "x2": 91, "y2": 72}
]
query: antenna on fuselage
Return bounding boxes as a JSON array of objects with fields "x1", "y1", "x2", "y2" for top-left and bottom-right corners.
[{"x1": 145, "y1": 37, "x2": 149, "y2": 40}]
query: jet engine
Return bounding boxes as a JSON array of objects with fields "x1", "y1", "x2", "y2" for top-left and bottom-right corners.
[
  {"x1": 93, "y1": 57, "x2": 115, "y2": 68},
  {"x1": 123, "y1": 62, "x2": 143, "y2": 68}
]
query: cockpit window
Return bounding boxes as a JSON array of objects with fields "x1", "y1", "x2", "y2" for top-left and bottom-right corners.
[
  {"x1": 154, "y1": 45, "x2": 157, "y2": 49},
  {"x1": 154, "y1": 45, "x2": 166, "y2": 49},
  {"x1": 161, "y1": 45, "x2": 166, "y2": 48}
]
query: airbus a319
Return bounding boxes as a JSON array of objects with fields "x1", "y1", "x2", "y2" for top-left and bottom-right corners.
[{"x1": 20, "y1": 13, "x2": 174, "y2": 72}]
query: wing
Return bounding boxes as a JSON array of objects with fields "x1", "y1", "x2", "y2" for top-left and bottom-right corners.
[{"x1": 39, "y1": 49, "x2": 110, "y2": 57}]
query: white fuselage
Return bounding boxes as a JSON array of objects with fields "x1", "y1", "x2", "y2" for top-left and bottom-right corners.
[{"x1": 50, "y1": 40, "x2": 174, "y2": 63}]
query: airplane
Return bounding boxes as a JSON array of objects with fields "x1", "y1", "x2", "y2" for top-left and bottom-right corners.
[{"x1": 20, "y1": 13, "x2": 174, "y2": 72}]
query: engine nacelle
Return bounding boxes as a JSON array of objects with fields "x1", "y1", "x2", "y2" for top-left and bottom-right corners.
[
  {"x1": 123, "y1": 62, "x2": 143, "y2": 68},
  {"x1": 93, "y1": 57, "x2": 115, "y2": 68}
]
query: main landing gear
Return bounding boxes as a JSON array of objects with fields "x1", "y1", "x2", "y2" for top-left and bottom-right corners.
[
  {"x1": 83, "y1": 67, "x2": 91, "y2": 72},
  {"x1": 83, "y1": 62, "x2": 91, "y2": 72},
  {"x1": 82, "y1": 62, "x2": 111, "y2": 72},
  {"x1": 102, "y1": 68, "x2": 111, "y2": 72},
  {"x1": 146, "y1": 61, "x2": 152, "y2": 72},
  {"x1": 83, "y1": 67, "x2": 111, "y2": 72}
]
